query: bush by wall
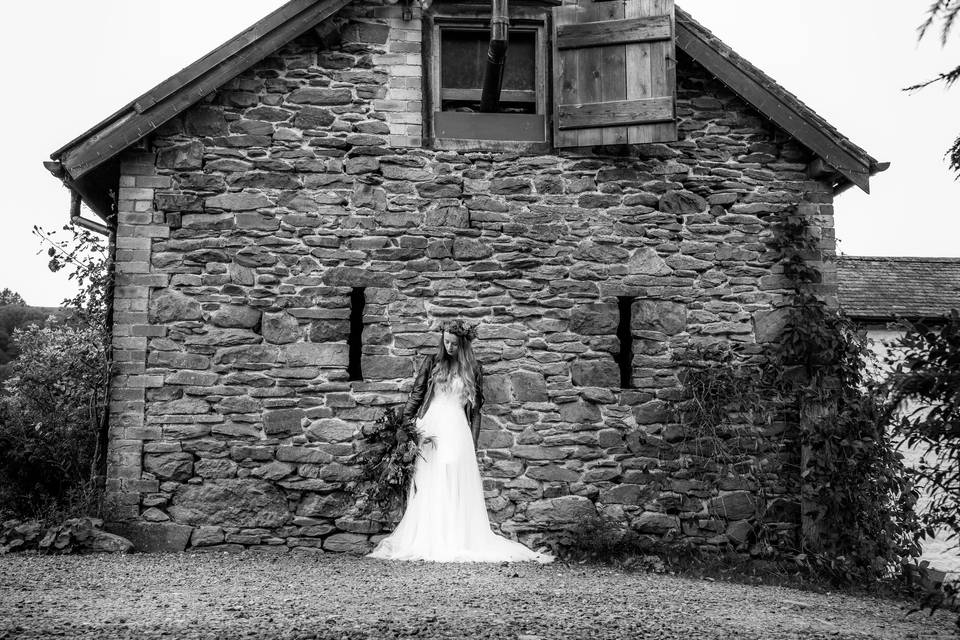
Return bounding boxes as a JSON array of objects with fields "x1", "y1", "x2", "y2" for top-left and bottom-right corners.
[
  {"x1": 0, "y1": 321, "x2": 108, "y2": 521},
  {"x1": 0, "y1": 226, "x2": 112, "y2": 523}
]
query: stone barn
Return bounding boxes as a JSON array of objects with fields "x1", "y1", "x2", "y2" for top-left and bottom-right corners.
[{"x1": 45, "y1": 0, "x2": 887, "y2": 554}]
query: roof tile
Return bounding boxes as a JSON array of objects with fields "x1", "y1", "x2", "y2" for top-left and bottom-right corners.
[{"x1": 837, "y1": 256, "x2": 960, "y2": 320}]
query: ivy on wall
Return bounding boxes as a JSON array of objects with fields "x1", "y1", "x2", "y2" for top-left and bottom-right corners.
[
  {"x1": 771, "y1": 208, "x2": 922, "y2": 582},
  {"x1": 673, "y1": 206, "x2": 922, "y2": 584}
]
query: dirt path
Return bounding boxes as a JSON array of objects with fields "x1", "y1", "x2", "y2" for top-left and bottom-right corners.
[{"x1": 0, "y1": 551, "x2": 952, "y2": 639}]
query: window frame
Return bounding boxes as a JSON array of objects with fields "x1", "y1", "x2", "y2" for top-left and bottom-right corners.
[{"x1": 424, "y1": 3, "x2": 552, "y2": 152}]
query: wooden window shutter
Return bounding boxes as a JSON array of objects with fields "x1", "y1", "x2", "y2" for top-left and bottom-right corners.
[{"x1": 552, "y1": 0, "x2": 677, "y2": 147}]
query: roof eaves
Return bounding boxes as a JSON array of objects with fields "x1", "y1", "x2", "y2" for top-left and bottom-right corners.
[
  {"x1": 50, "y1": 0, "x2": 889, "y2": 195},
  {"x1": 675, "y1": 7, "x2": 885, "y2": 194},
  {"x1": 51, "y1": 0, "x2": 351, "y2": 180}
]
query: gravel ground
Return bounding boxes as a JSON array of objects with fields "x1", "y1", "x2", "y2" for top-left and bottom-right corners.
[{"x1": 0, "y1": 551, "x2": 953, "y2": 640}]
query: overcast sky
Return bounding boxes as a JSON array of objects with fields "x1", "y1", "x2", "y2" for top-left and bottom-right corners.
[{"x1": 1, "y1": 1, "x2": 958, "y2": 307}]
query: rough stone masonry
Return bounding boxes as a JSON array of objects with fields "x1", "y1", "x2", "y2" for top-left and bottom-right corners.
[{"x1": 104, "y1": 0, "x2": 836, "y2": 556}]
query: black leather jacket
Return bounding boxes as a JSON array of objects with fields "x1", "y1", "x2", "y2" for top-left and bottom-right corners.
[{"x1": 401, "y1": 353, "x2": 484, "y2": 449}]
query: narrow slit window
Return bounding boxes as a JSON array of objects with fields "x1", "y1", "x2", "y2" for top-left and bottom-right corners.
[
  {"x1": 348, "y1": 287, "x2": 365, "y2": 381},
  {"x1": 616, "y1": 296, "x2": 635, "y2": 389}
]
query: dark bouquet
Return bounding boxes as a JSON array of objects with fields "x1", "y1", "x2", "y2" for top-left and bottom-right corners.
[{"x1": 349, "y1": 406, "x2": 435, "y2": 518}]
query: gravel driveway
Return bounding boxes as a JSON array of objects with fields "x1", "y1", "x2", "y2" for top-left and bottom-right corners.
[{"x1": 0, "y1": 550, "x2": 953, "y2": 639}]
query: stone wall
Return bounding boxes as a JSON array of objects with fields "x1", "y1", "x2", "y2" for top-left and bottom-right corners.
[{"x1": 104, "y1": 0, "x2": 837, "y2": 555}]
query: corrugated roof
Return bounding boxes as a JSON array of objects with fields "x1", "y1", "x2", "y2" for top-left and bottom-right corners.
[{"x1": 837, "y1": 256, "x2": 960, "y2": 321}]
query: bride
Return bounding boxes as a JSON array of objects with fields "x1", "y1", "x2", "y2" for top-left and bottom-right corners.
[{"x1": 366, "y1": 319, "x2": 555, "y2": 563}]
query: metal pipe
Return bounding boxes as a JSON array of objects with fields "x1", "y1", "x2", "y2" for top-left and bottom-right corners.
[
  {"x1": 479, "y1": 0, "x2": 509, "y2": 113},
  {"x1": 68, "y1": 188, "x2": 110, "y2": 235},
  {"x1": 95, "y1": 193, "x2": 118, "y2": 479},
  {"x1": 71, "y1": 214, "x2": 110, "y2": 236}
]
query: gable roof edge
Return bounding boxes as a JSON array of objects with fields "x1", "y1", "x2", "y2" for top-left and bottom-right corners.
[
  {"x1": 49, "y1": 0, "x2": 887, "y2": 196},
  {"x1": 51, "y1": 0, "x2": 351, "y2": 181},
  {"x1": 675, "y1": 8, "x2": 885, "y2": 194}
]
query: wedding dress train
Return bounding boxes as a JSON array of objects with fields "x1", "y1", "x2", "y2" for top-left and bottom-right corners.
[{"x1": 366, "y1": 374, "x2": 555, "y2": 563}]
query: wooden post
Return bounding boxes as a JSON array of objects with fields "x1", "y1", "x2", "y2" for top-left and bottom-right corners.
[{"x1": 799, "y1": 376, "x2": 839, "y2": 552}]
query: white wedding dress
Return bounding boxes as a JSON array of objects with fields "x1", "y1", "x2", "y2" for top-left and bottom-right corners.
[{"x1": 366, "y1": 374, "x2": 555, "y2": 563}]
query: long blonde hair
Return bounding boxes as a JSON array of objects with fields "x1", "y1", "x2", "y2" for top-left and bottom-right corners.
[{"x1": 430, "y1": 327, "x2": 478, "y2": 409}]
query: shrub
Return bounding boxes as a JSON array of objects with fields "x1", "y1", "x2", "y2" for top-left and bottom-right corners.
[
  {"x1": 555, "y1": 512, "x2": 679, "y2": 573},
  {"x1": 878, "y1": 310, "x2": 960, "y2": 626},
  {"x1": 0, "y1": 289, "x2": 26, "y2": 306},
  {"x1": 881, "y1": 310, "x2": 960, "y2": 549},
  {"x1": 0, "y1": 222, "x2": 111, "y2": 522},
  {"x1": 663, "y1": 209, "x2": 923, "y2": 585},
  {"x1": 0, "y1": 305, "x2": 61, "y2": 380},
  {"x1": 0, "y1": 320, "x2": 108, "y2": 520},
  {"x1": 0, "y1": 221, "x2": 112, "y2": 522}
]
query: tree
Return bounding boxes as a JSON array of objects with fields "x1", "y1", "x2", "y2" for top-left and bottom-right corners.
[
  {"x1": 879, "y1": 311, "x2": 960, "y2": 626},
  {"x1": 34, "y1": 224, "x2": 110, "y2": 330},
  {"x1": 908, "y1": 2, "x2": 960, "y2": 175},
  {"x1": 0, "y1": 320, "x2": 108, "y2": 518},
  {"x1": 880, "y1": 311, "x2": 960, "y2": 549},
  {"x1": 0, "y1": 224, "x2": 111, "y2": 521},
  {"x1": 0, "y1": 289, "x2": 26, "y2": 306},
  {"x1": 0, "y1": 305, "x2": 54, "y2": 379}
]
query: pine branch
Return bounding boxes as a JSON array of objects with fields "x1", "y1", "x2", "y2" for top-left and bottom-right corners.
[
  {"x1": 918, "y1": 0, "x2": 960, "y2": 45},
  {"x1": 918, "y1": 0, "x2": 950, "y2": 41},
  {"x1": 940, "y1": 0, "x2": 960, "y2": 46},
  {"x1": 911, "y1": 2, "x2": 960, "y2": 179},
  {"x1": 949, "y1": 132, "x2": 960, "y2": 175}
]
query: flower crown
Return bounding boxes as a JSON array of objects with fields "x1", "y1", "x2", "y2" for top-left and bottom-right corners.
[{"x1": 442, "y1": 318, "x2": 478, "y2": 341}]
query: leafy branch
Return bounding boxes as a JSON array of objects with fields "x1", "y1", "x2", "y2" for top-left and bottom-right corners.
[
  {"x1": 31, "y1": 224, "x2": 109, "y2": 329},
  {"x1": 905, "y1": 1, "x2": 960, "y2": 174}
]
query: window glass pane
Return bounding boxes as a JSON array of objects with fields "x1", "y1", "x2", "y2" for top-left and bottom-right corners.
[
  {"x1": 502, "y1": 31, "x2": 535, "y2": 92},
  {"x1": 440, "y1": 30, "x2": 486, "y2": 90},
  {"x1": 439, "y1": 28, "x2": 536, "y2": 113}
]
